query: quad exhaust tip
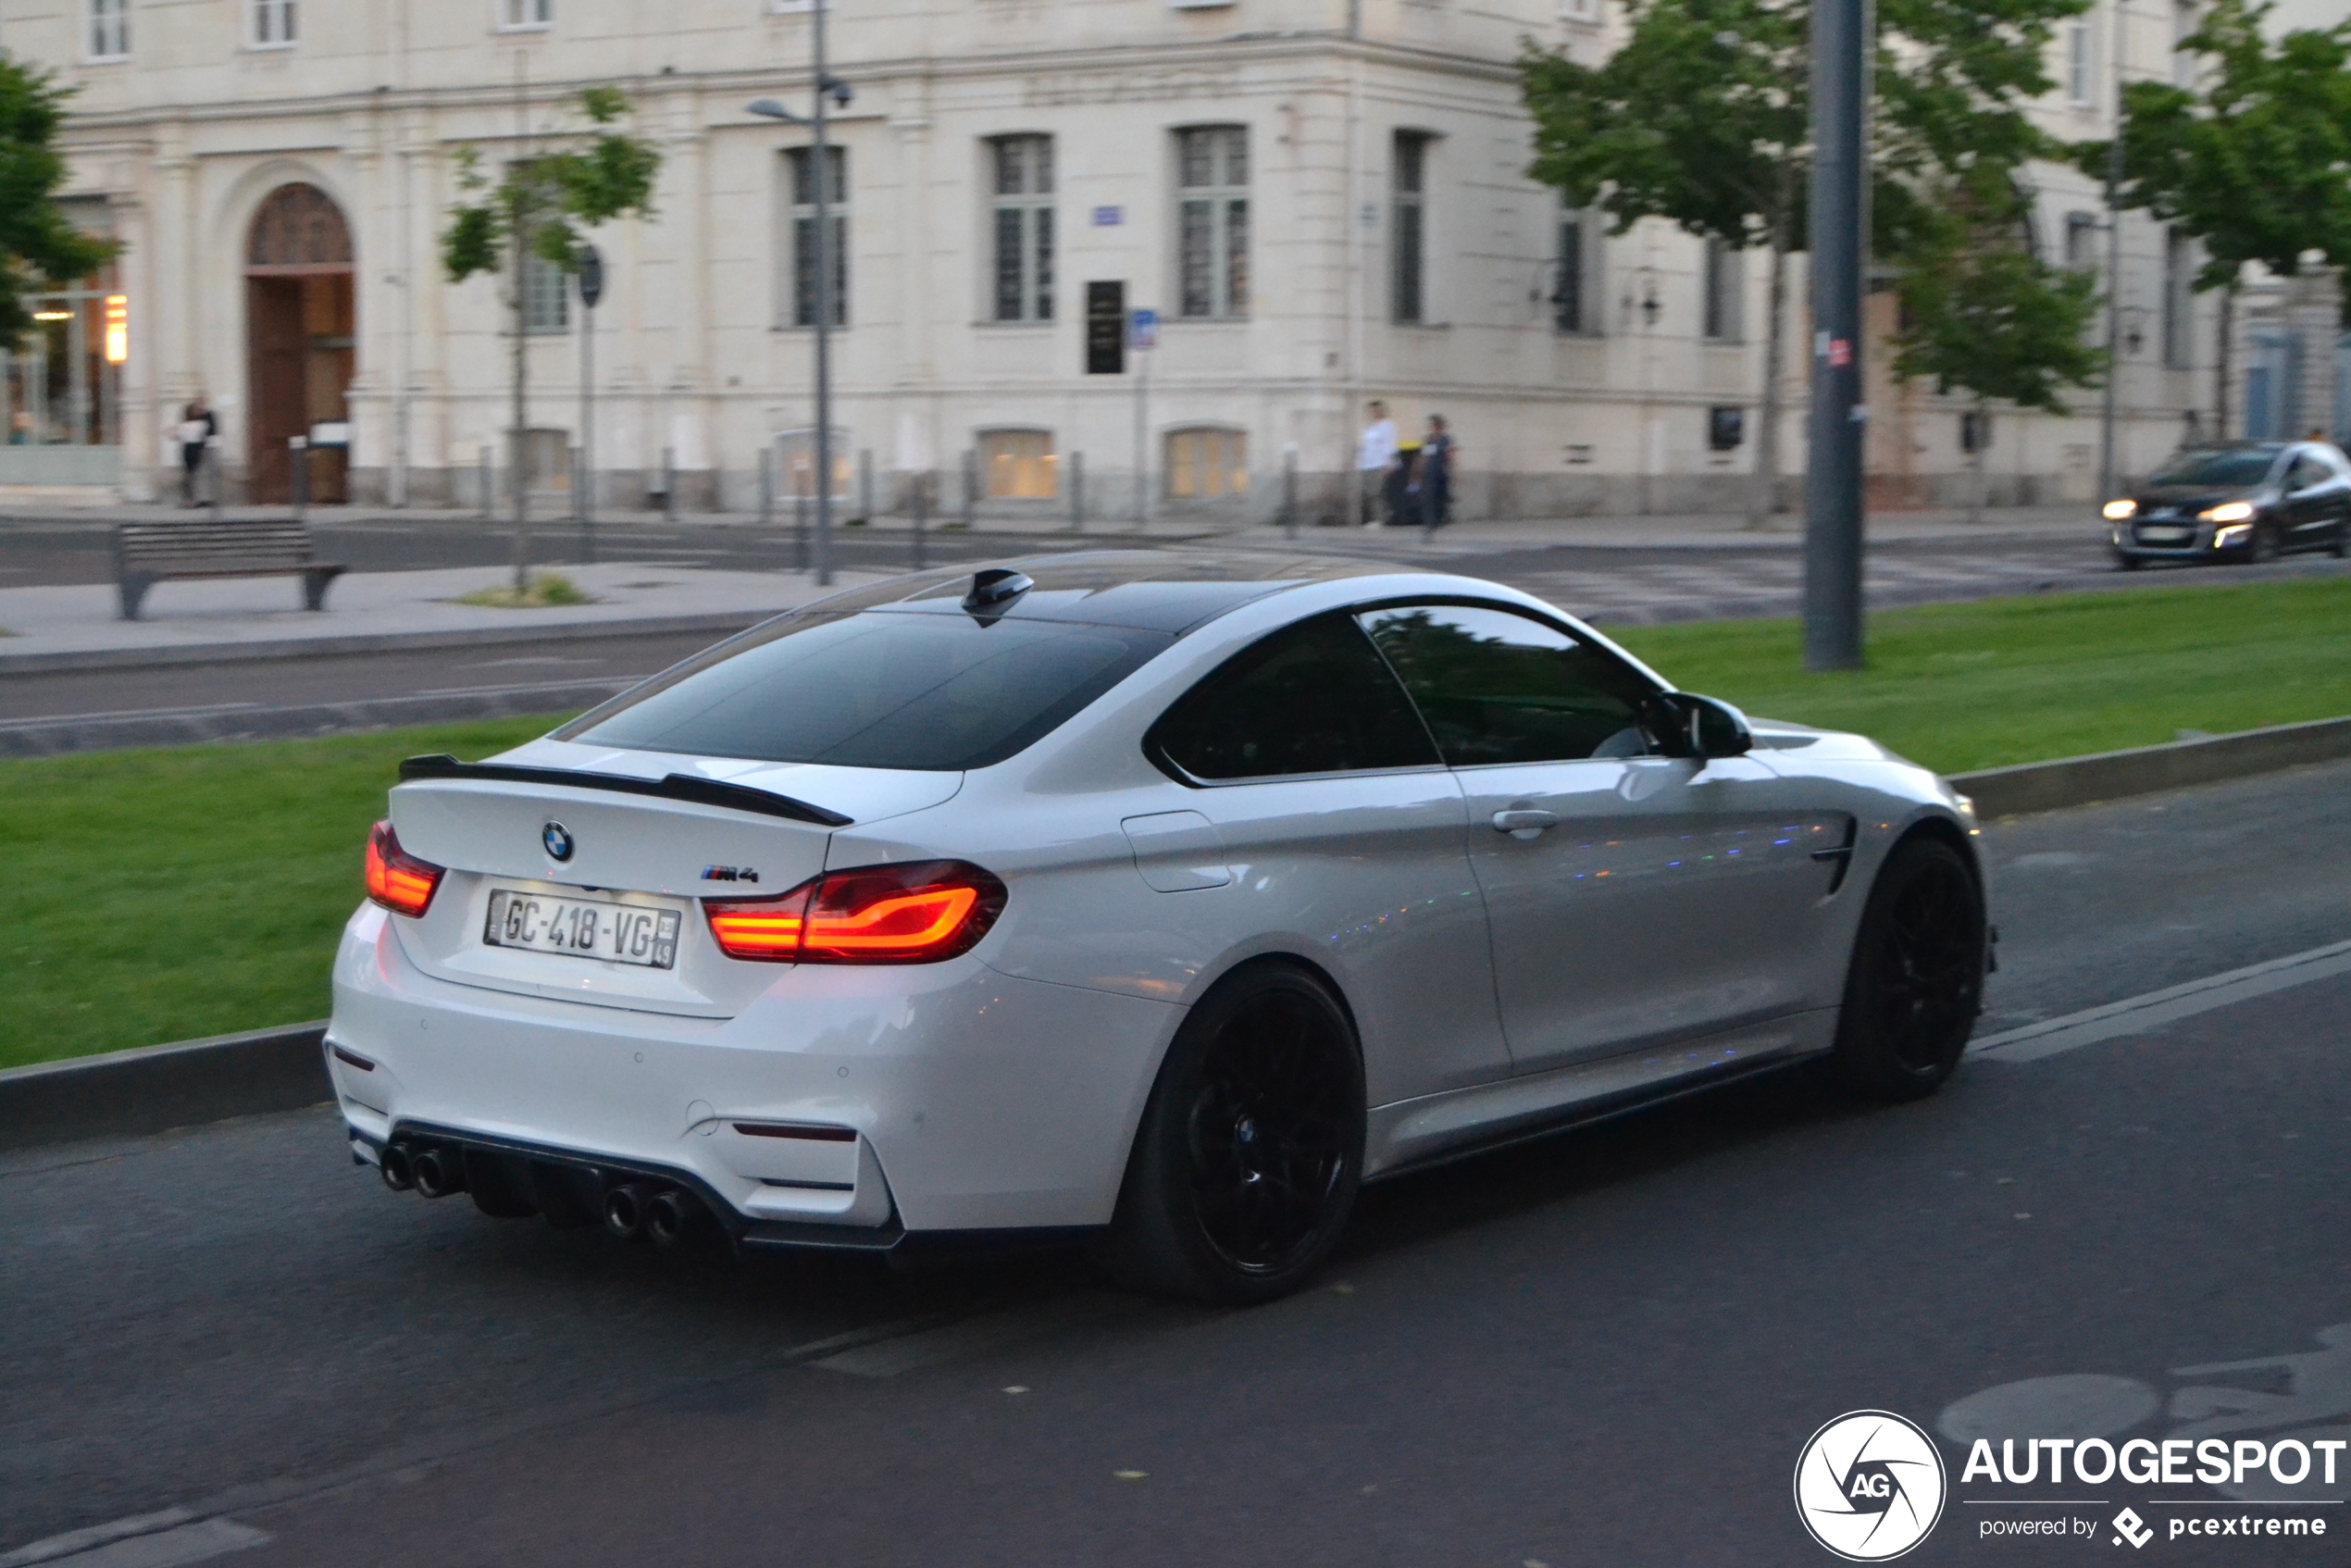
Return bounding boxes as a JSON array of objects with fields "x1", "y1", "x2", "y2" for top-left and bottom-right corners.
[
  {"x1": 603, "y1": 1181, "x2": 649, "y2": 1240},
  {"x1": 410, "y1": 1145, "x2": 466, "y2": 1200},
  {"x1": 379, "y1": 1142, "x2": 416, "y2": 1191},
  {"x1": 379, "y1": 1140, "x2": 706, "y2": 1249}
]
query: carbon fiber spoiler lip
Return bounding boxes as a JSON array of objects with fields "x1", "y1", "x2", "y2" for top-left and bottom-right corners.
[{"x1": 396, "y1": 753, "x2": 854, "y2": 828}]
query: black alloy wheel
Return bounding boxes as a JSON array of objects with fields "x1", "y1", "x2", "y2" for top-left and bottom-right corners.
[
  {"x1": 2251, "y1": 523, "x2": 2283, "y2": 564},
  {"x1": 1832, "y1": 837, "x2": 1986, "y2": 1101},
  {"x1": 1101, "y1": 965, "x2": 1364, "y2": 1304}
]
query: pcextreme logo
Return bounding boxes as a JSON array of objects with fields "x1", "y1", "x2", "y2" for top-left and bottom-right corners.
[{"x1": 1796, "y1": 1410, "x2": 1950, "y2": 1561}]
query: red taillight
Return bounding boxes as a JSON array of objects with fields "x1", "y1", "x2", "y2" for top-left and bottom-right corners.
[
  {"x1": 365, "y1": 820, "x2": 443, "y2": 917},
  {"x1": 704, "y1": 860, "x2": 1005, "y2": 964}
]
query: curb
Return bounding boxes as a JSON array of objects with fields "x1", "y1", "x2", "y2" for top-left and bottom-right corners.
[
  {"x1": 0, "y1": 1022, "x2": 329, "y2": 1153},
  {"x1": 0, "y1": 609, "x2": 777, "y2": 677},
  {"x1": 1949, "y1": 715, "x2": 2351, "y2": 818},
  {"x1": 7, "y1": 714, "x2": 2346, "y2": 1154},
  {"x1": 0, "y1": 678, "x2": 631, "y2": 758}
]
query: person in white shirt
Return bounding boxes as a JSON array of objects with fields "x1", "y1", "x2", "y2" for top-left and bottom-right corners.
[{"x1": 1357, "y1": 400, "x2": 1399, "y2": 528}]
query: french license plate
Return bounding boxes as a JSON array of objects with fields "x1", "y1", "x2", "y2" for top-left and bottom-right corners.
[
  {"x1": 484, "y1": 888, "x2": 681, "y2": 969},
  {"x1": 2138, "y1": 526, "x2": 2190, "y2": 542}
]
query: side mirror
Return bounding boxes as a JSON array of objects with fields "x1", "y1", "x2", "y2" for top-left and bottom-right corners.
[{"x1": 1639, "y1": 691, "x2": 1754, "y2": 760}]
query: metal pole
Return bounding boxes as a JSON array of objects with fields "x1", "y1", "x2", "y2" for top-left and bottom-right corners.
[
  {"x1": 913, "y1": 467, "x2": 928, "y2": 570},
  {"x1": 2096, "y1": 0, "x2": 2127, "y2": 502},
  {"x1": 811, "y1": 0, "x2": 836, "y2": 588},
  {"x1": 1288, "y1": 442, "x2": 1304, "y2": 535},
  {"x1": 579, "y1": 289, "x2": 595, "y2": 564},
  {"x1": 794, "y1": 457, "x2": 810, "y2": 570},
  {"x1": 858, "y1": 446, "x2": 873, "y2": 526},
  {"x1": 289, "y1": 435, "x2": 307, "y2": 523},
  {"x1": 206, "y1": 436, "x2": 222, "y2": 518},
  {"x1": 1070, "y1": 450, "x2": 1085, "y2": 533},
  {"x1": 961, "y1": 448, "x2": 976, "y2": 530},
  {"x1": 759, "y1": 442, "x2": 775, "y2": 534},
  {"x1": 662, "y1": 444, "x2": 678, "y2": 523},
  {"x1": 1133, "y1": 347, "x2": 1149, "y2": 529},
  {"x1": 479, "y1": 445, "x2": 493, "y2": 524},
  {"x1": 1802, "y1": 0, "x2": 1868, "y2": 672}
]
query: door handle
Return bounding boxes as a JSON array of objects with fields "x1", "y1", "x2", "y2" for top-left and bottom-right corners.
[{"x1": 1492, "y1": 809, "x2": 1560, "y2": 835}]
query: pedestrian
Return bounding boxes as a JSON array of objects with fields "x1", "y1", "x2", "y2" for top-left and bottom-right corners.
[
  {"x1": 1356, "y1": 399, "x2": 1398, "y2": 527},
  {"x1": 177, "y1": 396, "x2": 216, "y2": 506},
  {"x1": 1417, "y1": 414, "x2": 1455, "y2": 529}
]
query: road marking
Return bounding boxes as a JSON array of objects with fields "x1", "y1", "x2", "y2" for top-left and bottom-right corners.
[
  {"x1": 1973, "y1": 938, "x2": 2351, "y2": 1064},
  {"x1": 0, "y1": 1519, "x2": 267, "y2": 1568}
]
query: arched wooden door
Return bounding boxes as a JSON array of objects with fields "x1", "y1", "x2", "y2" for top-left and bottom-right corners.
[{"x1": 244, "y1": 184, "x2": 355, "y2": 503}]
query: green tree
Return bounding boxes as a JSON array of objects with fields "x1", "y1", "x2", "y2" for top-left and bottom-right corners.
[
  {"x1": 0, "y1": 56, "x2": 116, "y2": 355},
  {"x1": 1522, "y1": 0, "x2": 2091, "y2": 525},
  {"x1": 444, "y1": 86, "x2": 660, "y2": 590},
  {"x1": 2080, "y1": 0, "x2": 2351, "y2": 435}
]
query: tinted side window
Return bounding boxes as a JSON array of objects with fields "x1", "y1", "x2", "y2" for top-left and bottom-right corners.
[
  {"x1": 1148, "y1": 613, "x2": 1440, "y2": 780},
  {"x1": 2289, "y1": 455, "x2": 2330, "y2": 491},
  {"x1": 1360, "y1": 604, "x2": 1656, "y2": 765}
]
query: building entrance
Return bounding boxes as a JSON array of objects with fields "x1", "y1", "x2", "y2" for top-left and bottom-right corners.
[{"x1": 244, "y1": 183, "x2": 355, "y2": 503}]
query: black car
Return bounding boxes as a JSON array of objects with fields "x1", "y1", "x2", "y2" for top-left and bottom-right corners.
[{"x1": 2106, "y1": 440, "x2": 2351, "y2": 568}]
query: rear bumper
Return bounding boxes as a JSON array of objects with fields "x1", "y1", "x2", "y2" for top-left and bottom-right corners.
[{"x1": 327, "y1": 902, "x2": 1183, "y2": 1238}]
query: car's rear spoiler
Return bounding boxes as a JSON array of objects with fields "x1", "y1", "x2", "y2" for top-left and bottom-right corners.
[{"x1": 397, "y1": 754, "x2": 853, "y2": 828}]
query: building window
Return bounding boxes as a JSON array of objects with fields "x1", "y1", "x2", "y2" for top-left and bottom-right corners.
[
  {"x1": 2162, "y1": 227, "x2": 2194, "y2": 369},
  {"x1": 252, "y1": 0, "x2": 297, "y2": 45},
  {"x1": 980, "y1": 429, "x2": 1056, "y2": 498},
  {"x1": 1166, "y1": 427, "x2": 1247, "y2": 499},
  {"x1": 1392, "y1": 131, "x2": 1432, "y2": 325},
  {"x1": 783, "y1": 146, "x2": 849, "y2": 328},
  {"x1": 2063, "y1": 210, "x2": 2100, "y2": 272},
  {"x1": 520, "y1": 253, "x2": 568, "y2": 334},
  {"x1": 498, "y1": 0, "x2": 552, "y2": 29},
  {"x1": 2172, "y1": 1, "x2": 2199, "y2": 89},
  {"x1": 2065, "y1": 21, "x2": 2093, "y2": 105},
  {"x1": 1176, "y1": 127, "x2": 1248, "y2": 320},
  {"x1": 1701, "y1": 238, "x2": 1743, "y2": 342},
  {"x1": 989, "y1": 135, "x2": 1054, "y2": 324},
  {"x1": 88, "y1": 0, "x2": 130, "y2": 59}
]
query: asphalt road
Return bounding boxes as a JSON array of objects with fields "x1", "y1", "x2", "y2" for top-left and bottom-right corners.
[{"x1": 6, "y1": 759, "x2": 2350, "y2": 1566}]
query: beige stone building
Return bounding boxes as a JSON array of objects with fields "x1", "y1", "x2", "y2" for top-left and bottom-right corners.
[{"x1": 0, "y1": 0, "x2": 2317, "y2": 518}]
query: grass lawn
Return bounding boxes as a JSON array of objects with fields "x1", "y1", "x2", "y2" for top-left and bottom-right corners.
[
  {"x1": 1612, "y1": 576, "x2": 2351, "y2": 776},
  {"x1": 4, "y1": 576, "x2": 2347, "y2": 1070}
]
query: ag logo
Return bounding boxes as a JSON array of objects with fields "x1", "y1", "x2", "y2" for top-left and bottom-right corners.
[{"x1": 1795, "y1": 1410, "x2": 1947, "y2": 1561}]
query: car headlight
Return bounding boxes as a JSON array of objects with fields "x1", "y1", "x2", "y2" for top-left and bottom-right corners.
[
  {"x1": 2200, "y1": 501, "x2": 2256, "y2": 523},
  {"x1": 2213, "y1": 522, "x2": 2253, "y2": 547},
  {"x1": 2102, "y1": 499, "x2": 2137, "y2": 520}
]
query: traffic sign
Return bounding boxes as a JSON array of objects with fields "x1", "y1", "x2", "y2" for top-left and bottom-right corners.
[
  {"x1": 578, "y1": 244, "x2": 605, "y2": 309},
  {"x1": 1128, "y1": 308, "x2": 1159, "y2": 350}
]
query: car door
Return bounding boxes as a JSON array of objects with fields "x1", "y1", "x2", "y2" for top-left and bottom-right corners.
[
  {"x1": 1358, "y1": 602, "x2": 1850, "y2": 1076},
  {"x1": 1144, "y1": 611, "x2": 1511, "y2": 1104},
  {"x1": 2283, "y1": 450, "x2": 2350, "y2": 549}
]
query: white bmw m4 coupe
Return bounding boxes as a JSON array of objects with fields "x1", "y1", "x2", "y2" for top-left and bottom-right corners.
[{"x1": 330, "y1": 551, "x2": 1991, "y2": 1302}]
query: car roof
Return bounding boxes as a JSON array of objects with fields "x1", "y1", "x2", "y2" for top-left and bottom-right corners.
[{"x1": 792, "y1": 549, "x2": 1419, "y2": 634}]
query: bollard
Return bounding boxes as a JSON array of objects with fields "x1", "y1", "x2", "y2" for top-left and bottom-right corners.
[
  {"x1": 572, "y1": 444, "x2": 594, "y2": 565},
  {"x1": 289, "y1": 435, "x2": 308, "y2": 523},
  {"x1": 912, "y1": 468, "x2": 929, "y2": 571},
  {"x1": 205, "y1": 437, "x2": 223, "y2": 517},
  {"x1": 1282, "y1": 443, "x2": 1299, "y2": 541},
  {"x1": 961, "y1": 449, "x2": 976, "y2": 531},
  {"x1": 1069, "y1": 451, "x2": 1085, "y2": 534},
  {"x1": 479, "y1": 445, "x2": 494, "y2": 523},
  {"x1": 661, "y1": 446, "x2": 678, "y2": 522},
  {"x1": 858, "y1": 448, "x2": 874, "y2": 528},
  {"x1": 758, "y1": 444, "x2": 775, "y2": 534}
]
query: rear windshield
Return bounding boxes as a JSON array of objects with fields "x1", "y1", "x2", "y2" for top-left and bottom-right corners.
[
  {"x1": 557, "y1": 609, "x2": 1171, "y2": 770},
  {"x1": 2150, "y1": 449, "x2": 2280, "y2": 488}
]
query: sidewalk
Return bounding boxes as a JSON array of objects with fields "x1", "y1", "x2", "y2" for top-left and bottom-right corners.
[
  {"x1": 0, "y1": 560, "x2": 874, "y2": 671},
  {"x1": 0, "y1": 498, "x2": 2100, "y2": 551}
]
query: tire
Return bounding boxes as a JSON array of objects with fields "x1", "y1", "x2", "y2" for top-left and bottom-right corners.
[
  {"x1": 1099, "y1": 964, "x2": 1365, "y2": 1304},
  {"x1": 2114, "y1": 551, "x2": 2143, "y2": 572},
  {"x1": 1831, "y1": 837, "x2": 1987, "y2": 1102},
  {"x1": 2329, "y1": 521, "x2": 2348, "y2": 560},
  {"x1": 2251, "y1": 524, "x2": 2282, "y2": 564}
]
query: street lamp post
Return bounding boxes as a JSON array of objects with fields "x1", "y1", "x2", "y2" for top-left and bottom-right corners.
[{"x1": 751, "y1": 26, "x2": 852, "y2": 590}]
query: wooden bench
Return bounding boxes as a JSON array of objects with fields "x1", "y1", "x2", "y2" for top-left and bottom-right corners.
[{"x1": 114, "y1": 519, "x2": 346, "y2": 621}]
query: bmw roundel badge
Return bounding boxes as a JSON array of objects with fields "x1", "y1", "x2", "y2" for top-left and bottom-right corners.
[{"x1": 541, "y1": 821, "x2": 575, "y2": 862}]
